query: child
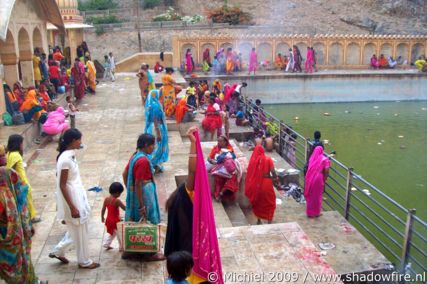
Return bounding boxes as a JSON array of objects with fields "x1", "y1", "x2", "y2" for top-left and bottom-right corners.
[
  {"x1": 101, "y1": 182, "x2": 126, "y2": 250},
  {"x1": 166, "y1": 251, "x2": 194, "y2": 284},
  {"x1": 186, "y1": 81, "x2": 196, "y2": 97},
  {"x1": 66, "y1": 96, "x2": 79, "y2": 129}
]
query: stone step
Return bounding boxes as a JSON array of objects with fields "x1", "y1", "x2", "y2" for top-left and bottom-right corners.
[{"x1": 222, "y1": 201, "x2": 249, "y2": 227}]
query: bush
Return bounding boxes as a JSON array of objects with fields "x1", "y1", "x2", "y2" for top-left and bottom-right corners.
[
  {"x1": 86, "y1": 15, "x2": 121, "y2": 24},
  {"x1": 206, "y1": 4, "x2": 253, "y2": 25},
  {"x1": 78, "y1": 0, "x2": 117, "y2": 11},
  {"x1": 143, "y1": 0, "x2": 162, "y2": 9},
  {"x1": 152, "y1": 7, "x2": 182, "y2": 22},
  {"x1": 95, "y1": 26, "x2": 105, "y2": 35}
]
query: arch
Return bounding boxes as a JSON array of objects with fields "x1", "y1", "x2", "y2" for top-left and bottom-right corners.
[
  {"x1": 200, "y1": 43, "x2": 215, "y2": 63},
  {"x1": 257, "y1": 42, "x2": 273, "y2": 63},
  {"x1": 396, "y1": 43, "x2": 409, "y2": 63},
  {"x1": 219, "y1": 42, "x2": 233, "y2": 51},
  {"x1": 313, "y1": 42, "x2": 326, "y2": 65},
  {"x1": 18, "y1": 27, "x2": 32, "y2": 57},
  {"x1": 346, "y1": 42, "x2": 361, "y2": 65},
  {"x1": 328, "y1": 42, "x2": 343, "y2": 65},
  {"x1": 33, "y1": 27, "x2": 44, "y2": 53},
  {"x1": 295, "y1": 42, "x2": 308, "y2": 61},
  {"x1": 411, "y1": 43, "x2": 425, "y2": 63},
  {"x1": 181, "y1": 43, "x2": 197, "y2": 66},
  {"x1": 380, "y1": 43, "x2": 392, "y2": 57},
  {"x1": 0, "y1": 30, "x2": 17, "y2": 62},
  {"x1": 363, "y1": 43, "x2": 376, "y2": 64},
  {"x1": 276, "y1": 42, "x2": 291, "y2": 57},
  {"x1": 237, "y1": 42, "x2": 253, "y2": 64}
]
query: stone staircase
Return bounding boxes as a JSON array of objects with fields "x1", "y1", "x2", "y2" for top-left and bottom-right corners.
[{"x1": 159, "y1": 119, "x2": 392, "y2": 280}]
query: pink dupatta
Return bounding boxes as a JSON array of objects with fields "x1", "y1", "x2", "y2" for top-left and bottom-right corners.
[{"x1": 192, "y1": 130, "x2": 224, "y2": 283}]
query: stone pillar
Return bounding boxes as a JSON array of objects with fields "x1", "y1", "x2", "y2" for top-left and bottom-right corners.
[
  {"x1": 172, "y1": 36, "x2": 180, "y2": 68},
  {"x1": 3, "y1": 64, "x2": 19, "y2": 86},
  {"x1": 0, "y1": 68, "x2": 5, "y2": 119}
]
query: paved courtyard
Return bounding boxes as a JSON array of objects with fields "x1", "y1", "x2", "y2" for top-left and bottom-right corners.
[{"x1": 7, "y1": 73, "x2": 389, "y2": 283}]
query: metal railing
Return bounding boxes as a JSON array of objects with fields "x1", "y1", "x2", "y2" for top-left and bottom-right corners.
[{"x1": 241, "y1": 97, "x2": 427, "y2": 278}]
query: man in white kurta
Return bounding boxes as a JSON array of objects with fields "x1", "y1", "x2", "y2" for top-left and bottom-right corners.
[{"x1": 50, "y1": 149, "x2": 94, "y2": 267}]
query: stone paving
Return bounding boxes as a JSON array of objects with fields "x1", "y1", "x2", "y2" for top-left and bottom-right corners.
[{"x1": 5, "y1": 73, "x2": 390, "y2": 283}]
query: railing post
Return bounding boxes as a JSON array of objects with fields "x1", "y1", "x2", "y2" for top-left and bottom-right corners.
[
  {"x1": 304, "y1": 139, "x2": 310, "y2": 163},
  {"x1": 400, "y1": 208, "x2": 416, "y2": 275},
  {"x1": 344, "y1": 168, "x2": 354, "y2": 220},
  {"x1": 279, "y1": 120, "x2": 284, "y2": 157}
]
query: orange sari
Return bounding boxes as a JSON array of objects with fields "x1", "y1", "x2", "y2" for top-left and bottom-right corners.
[
  {"x1": 161, "y1": 74, "x2": 176, "y2": 117},
  {"x1": 175, "y1": 99, "x2": 188, "y2": 123}
]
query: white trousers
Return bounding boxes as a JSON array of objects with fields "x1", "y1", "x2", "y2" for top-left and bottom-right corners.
[
  {"x1": 103, "y1": 68, "x2": 115, "y2": 81},
  {"x1": 102, "y1": 229, "x2": 122, "y2": 249},
  {"x1": 51, "y1": 222, "x2": 93, "y2": 267},
  {"x1": 285, "y1": 60, "x2": 294, "y2": 72}
]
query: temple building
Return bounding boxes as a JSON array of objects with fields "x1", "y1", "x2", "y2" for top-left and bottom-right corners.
[
  {"x1": 0, "y1": 0, "x2": 64, "y2": 118},
  {"x1": 47, "y1": 0, "x2": 92, "y2": 65}
]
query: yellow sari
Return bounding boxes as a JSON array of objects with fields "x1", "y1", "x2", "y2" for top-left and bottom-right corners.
[
  {"x1": 32, "y1": 55, "x2": 42, "y2": 82},
  {"x1": 86, "y1": 60, "x2": 97, "y2": 92},
  {"x1": 161, "y1": 74, "x2": 176, "y2": 117}
]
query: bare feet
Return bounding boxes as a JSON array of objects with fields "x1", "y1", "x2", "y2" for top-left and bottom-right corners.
[{"x1": 145, "y1": 253, "x2": 166, "y2": 262}]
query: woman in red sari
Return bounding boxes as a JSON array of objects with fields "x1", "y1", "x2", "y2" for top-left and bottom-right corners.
[
  {"x1": 245, "y1": 145, "x2": 278, "y2": 224},
  {"x1": 71, "y1": 58, "x2": 86, "y2": 101},
  {"x1": 201, "y1": 96, "x2": 222, "y2": 140},
  {"x1": 207, "y1": 135, "x2": 240, "y2": 202},
  {"x1": 304, "y1": 146, "x2": 330, "y2": 218}
]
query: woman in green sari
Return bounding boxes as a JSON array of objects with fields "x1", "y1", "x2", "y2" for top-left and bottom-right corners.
[{"x1": 0, "y1": 145, "x2": 41, "y2": 283}]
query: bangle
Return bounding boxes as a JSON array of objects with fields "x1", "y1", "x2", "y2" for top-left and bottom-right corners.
[{"x1": 188, "y1": 154, "x2": 197, "y2": 158}]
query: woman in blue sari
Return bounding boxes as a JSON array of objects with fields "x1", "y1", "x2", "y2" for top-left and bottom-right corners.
[
  {"x1": 145, "y1": 89, "x2": 169, "y2": 172},
  {"x1": 122, "y1": 134, "x2": 164, "y2": 261}
]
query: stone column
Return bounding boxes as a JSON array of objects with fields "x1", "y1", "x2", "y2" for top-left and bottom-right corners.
[
  {"x1": 172, "y1": 36, "x2": 180, "y2": 68},
  {"x1": 0, "y1": 68, "x2": 5, "y2": 119}
]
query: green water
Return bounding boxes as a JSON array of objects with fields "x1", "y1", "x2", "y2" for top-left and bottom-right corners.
[{"x1": 265, "y1": 101, "x2": 427, "y2": 220}]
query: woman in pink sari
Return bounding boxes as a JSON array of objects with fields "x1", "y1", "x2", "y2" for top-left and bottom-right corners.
[
  {"x1": 185, "y1": 48, "x2": 194, "y2": 74},
  {"x1": 304, "y1": 146, "x2": 330, "y2": 217},
  {"x1": 165, "y1": 127, "x2": 223, "y2": 283},
  {"x1": 71, "y1": 58, "x2": 86, "y2": 100},
  {"x1": 305, "y1": 47, "x2": 313, "y2": 73},
  {"x1": 248, "y1": 48, "x2": 258, "y2": 75}
]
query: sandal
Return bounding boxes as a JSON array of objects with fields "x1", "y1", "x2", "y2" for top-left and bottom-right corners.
[
  {"x1": 78, "y1": 262, "x2": 100, "y2": 269},
  {"x1": 48, "y1": 253, "x2": 69, "y2": 264}
]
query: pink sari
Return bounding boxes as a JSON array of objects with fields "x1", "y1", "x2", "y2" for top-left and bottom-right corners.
[
  {"x1": 249, "y1": 50, "x2": 257, "y2": 72},
  {"x1": 304, "y1": 146, "x2": 330, "y2": 217},
  {"x1": 192, "y1": 131, "x2": 224, "y2": 283},
  {"x1": 186, "y1": 51, "x2": 193, "y2": 74}
]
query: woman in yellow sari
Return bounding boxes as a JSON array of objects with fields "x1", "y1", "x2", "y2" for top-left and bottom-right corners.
[
  {"x1": 32, "y1": 49, "x2": 42, "y2": 87},
  {"x1": 161, "y1": 67, "x2": 177, "y2": 118},
  {"x1": 85, "y1": 56, "x2": 97, "y2": 93},
  {"x1": 275, "y1": 53, "x2": 285, "y2": 70}
]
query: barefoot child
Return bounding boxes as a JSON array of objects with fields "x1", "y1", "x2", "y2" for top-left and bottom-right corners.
[
  {"x1": 101, "y1": 182, "x2": 126, "y2": 250},
  {"x1": 66, "y1": 96, "x2": 79, "y2": 128}
]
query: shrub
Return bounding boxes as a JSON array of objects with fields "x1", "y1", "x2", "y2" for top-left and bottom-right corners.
[
  {"x1": 143, "y1": 0, "x2": 162, "y2": 9},
  {"x1": 86, "y1": 15, "x2": 121, "y2": 24},
  {"x1": 95, "y1": 26, "x2": 105, "y2": 35},
  {"x1": 78, "y1": 0, "x2": 117, "y2": 11},
  {"x1": 152, "y1": 7, "x2": 182, "y2": 22},
  {"x1": 206, "y1": 4, "x2": 253, "y2": 25}
]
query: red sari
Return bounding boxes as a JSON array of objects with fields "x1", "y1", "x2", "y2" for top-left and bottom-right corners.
[
  {"x1": 209, "y1": 141, "x2": 239, "y2": 201},
  {"x1": 245, "y1": 145, "x2": 276, "y2": 221},
  {"x1": 304, "y1": 146, "x2": 330, "y2": 217},
  {"x1": 72, "y1": 61, "x2": 86, "y2": 100},
  {"x1": 202, "y1": 103, "x2": 222, "y2": 133}
]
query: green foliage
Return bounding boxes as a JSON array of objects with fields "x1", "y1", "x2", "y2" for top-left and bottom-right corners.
[
  {"x1": 95, "y1": 26, "x2": 105, "y2": 35},
  {"x1": 152, "y1": 7, "x2": 205, "y2": 23},
  {"x1": 152, "y1": 7, "x2": 182, "y2": 21},
  {"x1": 78, "y1": 0, "x2": 117, "y2": 11},
  {"x1": 143, "y1": 0, "x2": 162, "y2": 9},
  {"x1": 207, "y1": 4, "x2": 253, "y2": 25},
  {"x1": 86, "y1": 15, "x2": 121, "y2": 24}
]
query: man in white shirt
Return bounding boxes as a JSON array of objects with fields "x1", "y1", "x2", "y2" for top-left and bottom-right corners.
[{"x1": 109, "y1": 52, "x2": 115, "y2": 74}]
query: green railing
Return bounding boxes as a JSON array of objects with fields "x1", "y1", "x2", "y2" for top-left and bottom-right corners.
[{"x1": 242, "y1": 98, "x2": 427, "y2": 278}]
